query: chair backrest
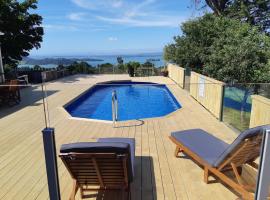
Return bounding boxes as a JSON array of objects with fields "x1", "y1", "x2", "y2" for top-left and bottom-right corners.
[
  {"x1": 214, "y1": 125, "x2": 270, "y2": 169},
  {"x1": 59, "y1": 142, "x2": 133, "y2": 189}
]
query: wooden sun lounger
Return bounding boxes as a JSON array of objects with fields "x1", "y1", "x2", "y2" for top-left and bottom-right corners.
[
  {"x1": 169, "y1": 125, "x2": 270, "y2": 200},
  {"x1": 59, "y1": 138, "x2": 135, "y2": 200}
]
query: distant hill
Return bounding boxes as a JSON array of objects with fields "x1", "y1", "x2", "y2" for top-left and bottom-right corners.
[{"x1": 22, "y1": 57, "x2": 104, "y2": 65}]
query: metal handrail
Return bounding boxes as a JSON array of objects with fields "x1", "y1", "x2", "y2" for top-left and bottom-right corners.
[{"x1": 112, "y1": 90, "x2": 118, "y2": 126}]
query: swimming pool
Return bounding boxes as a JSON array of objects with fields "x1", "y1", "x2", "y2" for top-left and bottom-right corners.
[{"x1": 65, "y1": 81, "x2": 181, "y2": 121}]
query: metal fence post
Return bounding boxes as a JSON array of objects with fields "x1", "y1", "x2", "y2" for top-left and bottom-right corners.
[
  {"x1": 255, "y1": 129, "x2": 270, "y2": 200},
  {"x1": 42, "y1": 127, "x2": 61, "y2": 200}
]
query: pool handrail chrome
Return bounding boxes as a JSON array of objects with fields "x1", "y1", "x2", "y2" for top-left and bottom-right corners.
[{"x1": 112, "y1": 90, "x2": 118, "y2": 126}]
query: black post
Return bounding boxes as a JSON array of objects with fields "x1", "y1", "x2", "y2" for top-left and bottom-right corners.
[
  {"x1": 219, "y1": 84, "x2": 225, "y2": 121},
  {"x1": 42, "y1": 127, "x2": 61, "y2": 200}
]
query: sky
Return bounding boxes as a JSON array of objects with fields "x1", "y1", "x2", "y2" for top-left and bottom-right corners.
[{"x1": 30, "y1": 0, "x2": 202, "y2": 56}]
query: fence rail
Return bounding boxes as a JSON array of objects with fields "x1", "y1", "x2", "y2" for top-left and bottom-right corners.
[
  {"x1": 167, "y1": 63, "x2": 185, "y2": 88},
  {"x1": 18, "y1": 69, "x2": 71, "y2": 83},
  {"x1": 250, "y1": 95, "x2": 270, "y2": 128},
  {"x1": 190, "y1": 72, "x2": 225, "y2": 120}
]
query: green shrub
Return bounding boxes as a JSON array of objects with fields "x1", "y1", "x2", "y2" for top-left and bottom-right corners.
[{"x1": 164, "y1": 14, "x2": 270, "y2": 84}]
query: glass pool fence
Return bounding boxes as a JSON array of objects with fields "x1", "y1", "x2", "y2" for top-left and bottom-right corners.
[{"x1": 222, "y1": 83, "x2": 270, "y2": 132}]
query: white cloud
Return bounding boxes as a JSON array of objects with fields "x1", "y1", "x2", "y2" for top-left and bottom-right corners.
[
  {"x1": 111, "y1": 0, "x2": 123, "y2": 8},
  {"x1": 43, "y1": 24, "x2": 79, "y2": 31},
  {"x1": 108, "y1": 37, "x2": 118, "y2": 41},
  {"x1": 124, "y1": 0, "x2": 155, "y2": 18},
  {"x1": 71, "y1": 0, "x2": 123, "y2": 10},
  {"x1": 97, "y1": 15, "x2": 184, "y2": 27},
  {"x1": 67, "y1": 12, "x2": 86, "y2": 21},
  {"x1": 70, "y1": 0, "x2": 186, "y2": 28}
]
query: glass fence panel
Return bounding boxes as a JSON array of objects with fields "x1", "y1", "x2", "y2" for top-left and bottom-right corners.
[{"x1": 223, "y1": 83, "x2": 270, "y2": 132}]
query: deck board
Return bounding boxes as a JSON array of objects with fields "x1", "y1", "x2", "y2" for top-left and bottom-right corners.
[{"x1": 0, "y1": 74, "x2": 240, "y2": 199}]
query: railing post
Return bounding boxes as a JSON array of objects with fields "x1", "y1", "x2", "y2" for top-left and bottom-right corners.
[
  {"x1": 255, "y1": 129, "x2": 270, "y2": 200},
  {"x1": 183, "y1": 68, "x2": 186, "y2": 89},
  {"x1": 0, "y1": 42, "x2": 5, "y2": 83},
  {"x1": 219, "y1": 84, "x2": 225, "y2": 121},
  {"x1": 112, "y1": 90, "x2": 118, "y2": 127},
  {"x1": 42, "y1": 128, "x2": 61, "y2": 200}
]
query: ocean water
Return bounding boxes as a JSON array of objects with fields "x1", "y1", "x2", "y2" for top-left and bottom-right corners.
[
  {"x1": 19, "y1": 53, "x2": 165, "y2": 68},
  {"x1": 86, "y1": 54, "x2": 164, "y2": 67}
]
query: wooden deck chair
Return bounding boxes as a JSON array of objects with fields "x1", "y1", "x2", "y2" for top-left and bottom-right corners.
[
  {"x1": 0, "y1": 79, "x2": 21, "y2": 105},
  {"x1": 60, "y1": 138, "x2": 135, "y2": 200},
  {"x1": 169, "y1": 125, "x2": 270, "y2": 200}
]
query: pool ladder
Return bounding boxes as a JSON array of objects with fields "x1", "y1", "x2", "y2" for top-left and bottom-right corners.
[{"x1": 112, "y1": 90, "x2": 118, "y2": 127}]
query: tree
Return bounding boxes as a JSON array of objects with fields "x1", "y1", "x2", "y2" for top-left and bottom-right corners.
[
  {"x1": 67, "y1": 62, "x2": 95, "y2": 74},
  {"x1": 117, "y1": 56, "x2": 124, "y2": 65},
  {"x1": 116, "y1": 56, "x2": 125, "y2": 72},
  {"x1": 33, "y1": 65, "x2": 42, "y2": 71},
  {"x1": 204, "y1": 21, "x2": 270, "y2": 83},
  {"x1": 228, "y1": 0, "x2": 270, "y2": 32},
  {"x1": 98, "y1": 63, "x2": 114, "y2": 73},
  {"x1": 193, "y1": 0, "x2": 231, "y2": 15},
  {"x1": 0, "y1": 0, "x2": 44, "y2": 66},
  {"x1": 205, "y1": 0, "x2": 230, "y2": 15},
  {"x1": 193, "y1": 0, "x2": 270, "y2": 32},
  {"x1": 142, "y1": 61, "x2": 154, "y2": 70},
  {"x1": 164, "y1": 14, "x2": 270, "y2": 83},
  {"x1": 164, "y1": 14, "x2": 226, "y2": 72},
  {"x1": 125, "y1": 61, "x2": 140, "y2": 77},
  {"x1": 163, "y1": 43, "x2": 176, "y2": 63},
  {"x1": 204, "y1": 18, "x2": 270, "y2": 113},
  {"x1": 57, "y1": 64, "x2": 65, "y2": 70}
]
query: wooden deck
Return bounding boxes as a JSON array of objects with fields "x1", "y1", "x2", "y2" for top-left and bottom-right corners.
[{"x1": 0, "y1": 74, "x2": 243, "y2": 199}]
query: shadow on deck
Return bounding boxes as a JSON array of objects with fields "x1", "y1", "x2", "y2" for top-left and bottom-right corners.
[{"x1": 0, "y1": 86, "x2": 58, "y2": 118}]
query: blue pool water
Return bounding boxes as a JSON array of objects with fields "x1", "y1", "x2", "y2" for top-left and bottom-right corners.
[{"x1": 65, "y1": 82, "x2": 181, "y2": 121}]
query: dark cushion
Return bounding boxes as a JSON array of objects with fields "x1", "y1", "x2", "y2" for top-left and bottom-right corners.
[
  {"x1": 171, "y1": 129, "x2": 229, "y2": 166},
  {"x1": 98, "y1": 138, "x2": 135, "y2": 179},
  {"x1": 214, "y1": 125, "x2": 270, "y2": 167},
  {"x1": 60, "y1": 142, "x2": 130, "y2": 154}
]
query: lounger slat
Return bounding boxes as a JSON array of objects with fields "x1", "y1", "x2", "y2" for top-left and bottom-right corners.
[
  {"x1": 61, "y1": 154, "x2": 130, "y2": 194},
  {"x1": 219, "y1": 135, "x2": 262, "y2": 170},
  {"x1": 69, "y1": 162, "x2": 94, "y2": 165},
  {"x1": 76, "y1": 177, "x2": 99, "y2": 181},
  {"x1": 69, "y1": 160, "x2": 124, "y2": 164},
  {"x1": 70, "y1": 165, "x2": 123, "y2": 170},
  {"x1": 100, "y1": 169, "x2": 123, "y2": 171},
  {"x1": 70, "y1": 167, "x2": 96, "y2": 170},
  {"x1": 78, "y1": 181, "x2": 100, "y2": 185},
  {"x1": 76, "y1": 174, "x2": 124, "y2": 178}
]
